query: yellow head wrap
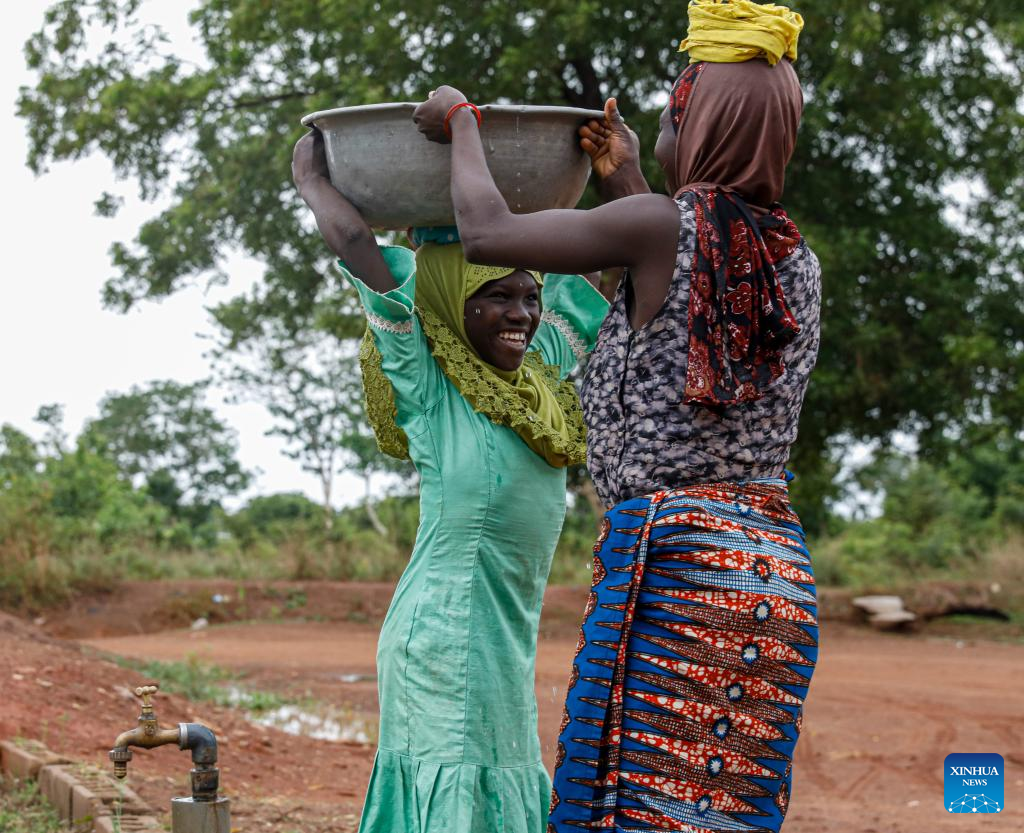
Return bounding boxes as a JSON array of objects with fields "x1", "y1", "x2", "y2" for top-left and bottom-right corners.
[{"x1": 680, "y1": 0, "x2": 804, "y2": 66}]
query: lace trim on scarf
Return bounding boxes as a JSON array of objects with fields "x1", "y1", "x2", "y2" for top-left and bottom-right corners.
[
  {"x1": 359, "y1": 328, "x2": 411, "y2": 460},
  {"x1": 419, "y1": 308, "x2": 587, "y2": 467},
  {"x1": 358, "y1": 310, "x2": 587, "y2": 467},
  {"x1": 541, "y1": 310, "x2": 588, "y2": 363}
]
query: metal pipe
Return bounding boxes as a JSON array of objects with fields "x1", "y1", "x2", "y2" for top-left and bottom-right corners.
[
  {"x1": 171, "y1": 796, "x2": 231, "y2": 833},
  {"x1": 108, "y1": 684, "x2": 231, "y2": 831},
  {"x1": 178, "y1": 723, "x2": 219, "y2": 801}
]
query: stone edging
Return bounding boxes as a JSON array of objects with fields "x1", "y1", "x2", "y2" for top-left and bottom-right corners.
[{"x1": 1, "y1": 738, "x2": 162, "y2": 831}]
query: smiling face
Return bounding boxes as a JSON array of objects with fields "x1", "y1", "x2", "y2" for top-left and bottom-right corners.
[
  {"x1": 654, "y1": 104, "x2": 678, "y2": 195},
  {"x1": 463, "y1": 270, "x2": 541, "y2": 371}
]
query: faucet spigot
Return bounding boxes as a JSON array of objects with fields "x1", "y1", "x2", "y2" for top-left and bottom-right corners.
[
  {"x1": 109, "y1": 683, "x2": 181, "y2": 780},
  {"x1": 109, "y1": 681, "x2": 222, "y2": 801},
  {"x1": 110, "y1": 746, "x2": 132, "y2": 779}
]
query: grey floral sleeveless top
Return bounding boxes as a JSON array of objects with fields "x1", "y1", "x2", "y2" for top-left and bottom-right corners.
[{"x1": 581, "y1": 192, "x2": 822, "y2": 508}]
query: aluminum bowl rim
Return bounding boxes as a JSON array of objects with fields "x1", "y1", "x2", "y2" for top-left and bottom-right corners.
[{"x1": 301, "y1": 102, "x2": 605, "y2": 127}]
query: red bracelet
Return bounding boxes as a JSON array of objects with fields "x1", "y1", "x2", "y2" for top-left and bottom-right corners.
[{"x1": 443, "y1": 102, "x2": 483, "y2": 139}]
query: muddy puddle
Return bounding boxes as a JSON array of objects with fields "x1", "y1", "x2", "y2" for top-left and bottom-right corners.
[{"x1": 227, "y1": 686, "x2": 376, "y2": 743}]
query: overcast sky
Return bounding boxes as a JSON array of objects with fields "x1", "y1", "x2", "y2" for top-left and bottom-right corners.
[{"x1": 1, "y1": 1, "x2": 371, "y2": 508}]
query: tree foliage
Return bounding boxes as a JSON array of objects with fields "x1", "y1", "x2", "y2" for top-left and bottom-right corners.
[
  {"x1": 220, "y1": 315, "x2": 413, "y2": 531},
  {"x1": 815, "y1": 435, "x2": 1024, "y2": 587},
  {"x1": 0, "y1": 426, "x2": 40, "y2": 486},
  {"x1": 82, "y1": 379, "x2": 251, "y2": 517},
  {"x1": 18, "y1": 0, "x2": 1024, "y2": 525}
]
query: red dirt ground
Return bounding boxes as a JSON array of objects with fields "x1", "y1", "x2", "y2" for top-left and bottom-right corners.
[{"x1": 3, "y1": 580, "x2": 1023, "y2": 832}]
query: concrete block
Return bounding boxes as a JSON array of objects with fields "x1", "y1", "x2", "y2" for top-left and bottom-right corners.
[
  {"x1": 852, "y1": 595, "x2": 907, "y2": 615},
  {"x1": 111, "y1": 786, "x2": 152, "y2": 816},
  {"x1": 71, "y1": 782, "x2": 111, "y2": 831},
  {"x1": 94, "y1": 814, "x2": 164, "y2": 832},
  {"x1": 0, "y1": 739, "x2": 70, "y2": 780},
  {"x1": 73, "y1": 768, "x2": 122, "y2": 802},
  {"x1": 37, "y1": 763, "x2": 77, "y2": 820},
  {"x1": 868, "y1": 610, "x2": 917, "y2": 629},
  {"x1": 0, "y1": 740, "x2": 45, "y2": 781},
  {"x1": 68, "y1": 765, "x2": 152, "y2": 814}
]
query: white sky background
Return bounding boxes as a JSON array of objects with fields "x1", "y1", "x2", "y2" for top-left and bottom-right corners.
[{"x1": 1, "y1": 0, "x2": 372, "y2": 509}]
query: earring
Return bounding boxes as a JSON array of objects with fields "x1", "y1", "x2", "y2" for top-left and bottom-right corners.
[{"x1": 474, "y1": 308, "x2": 481, "y2": 315}]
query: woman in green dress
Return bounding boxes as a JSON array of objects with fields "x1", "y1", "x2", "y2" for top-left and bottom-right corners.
[{"x1": 292, "y1": 129, "x2": 608, "y2": 832}]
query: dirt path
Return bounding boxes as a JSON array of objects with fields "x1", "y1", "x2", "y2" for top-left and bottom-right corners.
[
  {"x1": 83, "y1": 618, "x2": 1024, "y2": 833},
  {"x1": 4, "y1": 581, "x2": 1022, "y2": 832}
]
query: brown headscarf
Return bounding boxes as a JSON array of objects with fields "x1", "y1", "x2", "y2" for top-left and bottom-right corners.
[
  {"x1": 670, "y1": 58, "x2": 803, "y2": 215},
  {"x1": 667, "y1": 58, "x2": 805, "y2": 408}
]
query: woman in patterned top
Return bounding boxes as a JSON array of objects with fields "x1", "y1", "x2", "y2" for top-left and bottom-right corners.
[
  {"x1": 413, "y1": 3, "x2": 819, "y2": 830},
  {"x1": 292, "y1": 129, "x2": 608, "y2": 833}
]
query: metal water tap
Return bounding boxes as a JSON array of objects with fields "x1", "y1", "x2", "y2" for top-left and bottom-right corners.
[
  {"x1": 108, "y1": 684, "x2": 223, "y2": 803},
  {"x1": 109, "y1": 685, "x2": 180, "y2": 778}
]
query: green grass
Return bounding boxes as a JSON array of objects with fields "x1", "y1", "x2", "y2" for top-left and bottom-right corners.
[
  {"x1": 920, "y1": 609, "x2": 1024, "y2": 644},
  {"x1": 111, "y1": 654, "x2": 289, "y2": 713},
  {"x1": 0, "y1": 776, "x2": 62, "y2": 833}
]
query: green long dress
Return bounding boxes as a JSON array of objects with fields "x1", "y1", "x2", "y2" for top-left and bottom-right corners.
[{"x1": 340, "y1": 247, "x2": 607, "y2": 833}]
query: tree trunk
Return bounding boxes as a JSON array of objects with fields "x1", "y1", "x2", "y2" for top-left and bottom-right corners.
[
  {"x1": 364, "y1": 475, "x2": 388, "y2": 538},
  {"x1": 577, "y1": 476, "x2": 606, "y2": 529},
  {"x1": 560, "y1": 57, "x2": 605, "y2": 110},
  {"x1": 320, "y1": 473, "x2": 334, "y2": 531}
]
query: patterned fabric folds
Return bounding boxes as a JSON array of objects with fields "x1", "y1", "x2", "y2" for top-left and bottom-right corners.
[
  {"x1": 579, "y1": 193, "x2": 822, "y2": 509},
  {"x1": 549, "y1": 478, "x2": 817, "y2": 833},
  {"x1": 669, "y1": 63, "x2": 707, "y2": 132},
  {"x1": 684, "y1": 189, "x2": 802, "y2": 407}
]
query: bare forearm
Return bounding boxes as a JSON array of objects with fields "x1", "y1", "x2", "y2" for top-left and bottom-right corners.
[
  {"x1": 299, "y1": 178, "x2": 395, "y2": 292},
  {"x1": 448, "y1": 110, "x2": 512, "y2": 256},
  {"x1": 441, "y1": 104, "x2": 677, "y2": 279},
  {"x1": 596, "y1": 166, "x2": 651, "y2": 202}
]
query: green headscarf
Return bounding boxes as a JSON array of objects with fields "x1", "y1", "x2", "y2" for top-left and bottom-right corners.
[{"x1": 359, "y1": 242, "x2": 587, "y2": 468}]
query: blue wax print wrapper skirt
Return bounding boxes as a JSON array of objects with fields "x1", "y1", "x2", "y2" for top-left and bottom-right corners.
[{"x1": 549, "y1": 479, "x2": 818, "y2": 833}]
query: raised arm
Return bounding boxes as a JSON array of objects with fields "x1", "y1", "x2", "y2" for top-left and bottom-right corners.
[
  {"x1": 412, "y1": 87, "x2": 678, "y2": 281},
  {"x1": 291, "y1": 129, "x2": 395, "y2": 293}
]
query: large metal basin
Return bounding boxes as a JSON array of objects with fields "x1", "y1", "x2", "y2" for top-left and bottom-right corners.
[{"x1": 301, "y1": 103, "x2": 603, "y2": 229}]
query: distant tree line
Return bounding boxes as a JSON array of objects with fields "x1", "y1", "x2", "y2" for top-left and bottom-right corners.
[
  {"x1": 0, "y1": 380, "x2": 423, "y2": 609},
  {"x1": 1, "y1": 379, "x2": 1022, "y2": 611}
]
